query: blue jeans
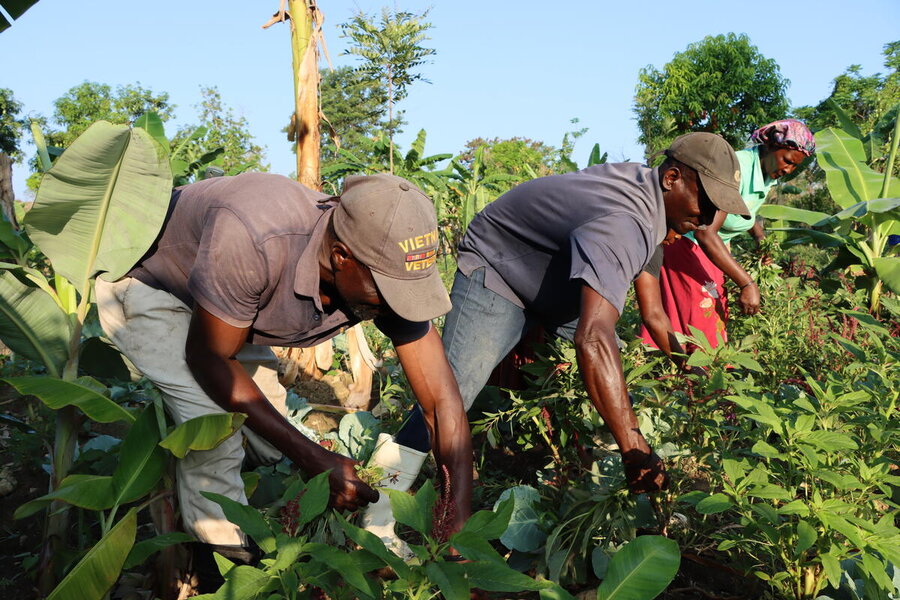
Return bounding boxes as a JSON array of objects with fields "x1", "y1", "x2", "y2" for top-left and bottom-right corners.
[{"x1": 394, "y1": 268, "x2": 576, "y2": 451}]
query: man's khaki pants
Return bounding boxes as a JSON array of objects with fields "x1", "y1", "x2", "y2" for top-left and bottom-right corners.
[{"x1": 96, "y1": 277, "x2": 287, "y2": 546}]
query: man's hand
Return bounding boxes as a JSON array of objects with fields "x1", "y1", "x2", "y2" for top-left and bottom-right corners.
[
  {"x1": 320, "y1": 453, "x2": 379, "y2": 512},
  {"x1": 622, "y1": 448, "x2": 669, "y2": 494},
  {"x1": 737, "y1": 281, "x2": 760, "y2": 315}
]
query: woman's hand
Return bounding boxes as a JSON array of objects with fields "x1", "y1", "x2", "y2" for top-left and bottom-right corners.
[{"x1": 737, "y1": 281, "x2": 760, "y2": 315}]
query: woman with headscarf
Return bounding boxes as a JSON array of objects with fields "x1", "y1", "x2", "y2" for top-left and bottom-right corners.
[{"x1": 640, "y1": 119, "x2": 816, "y2": 350}]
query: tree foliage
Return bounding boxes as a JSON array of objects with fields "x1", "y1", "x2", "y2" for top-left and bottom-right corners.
[
  {"x1": 170, "y1": 86, "x2": 267, "y2": 176},
  {"x1": 340, "y1": 7, "x2": 435, "y2": 171},
  {"x1": 459, "y1": 137, "x2": 557, "y2": 191},
  {"x1": 319, "y1": 66, "x2": 390, "y2": 163},
  {"x1": 46, "y1": 81, "x2": 174, "y2": 148},
  {"x1": 634, "y1": 33, "x2": 789, "y2": 155},
  {"x1": 0, "y1": 88, "x2": 25, "y2": 158}
]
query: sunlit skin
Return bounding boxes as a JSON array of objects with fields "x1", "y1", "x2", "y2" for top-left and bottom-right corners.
[
  {"x1": 660, "y1": 164, "x2": 717, "y2": 235},
  {"x1": 759, "y1": 146, "x2": 806, "y2": 182},
  {"x1": 317, "y1": 224, "x2": 473, "y2": 534}
]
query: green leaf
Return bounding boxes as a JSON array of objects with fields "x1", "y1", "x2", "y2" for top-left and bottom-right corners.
[
  {"x1": 696, "y1": 494, "x2": 733, "y2": 514},
  {"x1": 425, "y1": 562, "x2": 470, "y2": 600},
  {"x1": 820, "y1": 551, "x2": 842, "y2": 589},
  {"x1": 814, "y1": 128, "x2": 900, "y2": 209},
  {"x1": 336, "y1": 411, "x2": 380, "y2": 460},
  {"x1": 208, "y1": 564, "x2": 270, "y2": 600},
  {"x1": 777, "y1": 500, "x2": 809, "y2": 517},
  {"x1": 460, "y1": 496, "x2": 514, "y2": 540},
  {"x1": 159, "y1": 413, "x2": 246, "y2": 458},
  {"x1": 24, "y1": 121, "x2": 172, "y2": 292},
  {"x1": 873, "y1": 257, "x2": 900, "y2": 295},
  {"x1": 123, "y1": 532, "x2": 193, "y2": 570},
  {"x1": 305, "y1": 543, "x2": 375, "y2": 597},
  {"x1": 1, "y1": 376, "x2": 134, "y2": 423},
  {"x1": 795, "y1": 520, "x2": 817, "y2": 557},
  {"x1": 47, "y1": 507, "x2": 138, "y2": 600},
  {"x1": 111, "y1": 406, "x2": 166, "y2": 506},
  {"x1": 493, "y1": 485, "x2": 546, "y2": 552},
  {"x1": 751, "y1": 440, "x2": 784, "y2": 459},
  {"x1": 0, "y1": 215, "x2": 30, "y2": 257},
  {"x1": 449, "y1": 531, "x2": 507, "y2": 564},
  {"x1": 133, "y1": 112, "x2": 167, "y2": 149},
  {"x1": 541, "y1": 582, "x2": 579, "y2": 600},
  {"x1": 802, "y1": 431, "x2": 858, "y2": 451},
  {"x1": 200, "y1": 492, "x2": 276, "y2": 553},
  {"x1": 596, "y1": 536, "x2": 681, "y2": 600},
  {"x1": 462, "y1": 560, "x2": 550, "y2": 592},
  {"x1": 0, "y1": 270, "x2": 71, "y2": 376},
  {"x1": 757, "y1": 204, "x2": 830, "y2": 225},
  {"x1": 334, "y1": 513, "x2": 411, "y2": 579},
  {"x1": 15, "y1": 474, "x2": 114, "y2": 518},
  {"x1": 386, "y1": 480, "x2": 436, "y2": 536},
  {"x1": 296, "y1": 471, "x2": 330, "y2": 527}
]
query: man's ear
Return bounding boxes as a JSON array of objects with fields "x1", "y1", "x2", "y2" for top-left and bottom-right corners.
[
  {"x1": 330, "y1": 241, "x2": 354, "y2": 271},
  {"x1": 661, "y1": 166, "x2": 681, "y2": 192}
]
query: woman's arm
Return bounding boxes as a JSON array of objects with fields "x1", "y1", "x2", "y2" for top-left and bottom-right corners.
[{"x1": 694, "y1": 210, "x2": 760, "y2": 315}]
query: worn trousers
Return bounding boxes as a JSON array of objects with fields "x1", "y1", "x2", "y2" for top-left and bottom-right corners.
[
  {"x1": 394, "y1": 268, "x2": 576, "y2": 450},
  {"x1": 95, "y1": 277, "x2": 286, "y2": 545}
]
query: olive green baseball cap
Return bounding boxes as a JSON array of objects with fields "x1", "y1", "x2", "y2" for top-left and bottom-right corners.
[
  {"x1": 333, "y1": 173, "x2": 451, "y2": 322},
  {"x1": 665, "y1": 133, "x2": 751, "y2": 216}
]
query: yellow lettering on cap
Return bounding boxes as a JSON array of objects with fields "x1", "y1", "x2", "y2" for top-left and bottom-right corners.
[{"x1": 398, "y1": 240, "x2": 410, "y2": 252}]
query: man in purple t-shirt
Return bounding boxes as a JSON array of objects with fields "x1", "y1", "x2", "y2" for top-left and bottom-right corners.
[{"x1": 366, "y1": 133, "x2": 750, "y2": 550}]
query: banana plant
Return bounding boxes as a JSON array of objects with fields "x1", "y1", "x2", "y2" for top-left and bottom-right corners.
[
  {"x1": 758, "y1": 118, "x2": 900, "y2": 313},
  {"x1": 0, "y1": 119, "x2": 257, "y2": 597}
]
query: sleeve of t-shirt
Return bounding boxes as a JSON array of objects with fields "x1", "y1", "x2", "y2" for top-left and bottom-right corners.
[
  {"x1": 642, "y1": 245, "x2": 664, "y2": 279},
  {"x1": 187, "y1": 208, "x2": 267, "y2": 328},
  {"x1": 373, "y1": 313, "x2": 431, "y2": 345},
  {"x1": 569, "y1": 214, "x2": 650, "y2": 314}
]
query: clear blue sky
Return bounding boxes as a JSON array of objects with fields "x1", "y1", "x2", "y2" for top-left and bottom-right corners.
[{"x1": 2, "y1": 0, "x2": 898, "y2": 200}]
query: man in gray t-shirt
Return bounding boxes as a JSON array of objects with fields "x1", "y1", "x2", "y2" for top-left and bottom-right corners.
[
  {"x1": 371, "y1": 133, "x2": 749, "y2": 549},
  {"x1": 96, "y1": 172, "x2": 471, "y2": 587}
]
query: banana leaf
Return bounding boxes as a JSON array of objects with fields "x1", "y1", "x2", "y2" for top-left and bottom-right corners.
[
  {"x1": 815, "y1": 128, "x2": 900, "y2": 209},
  {"x1": 24, "y1": 121, "x2": 172, "y2": 293},
  {"x1": 47, "y1": 507, "x2": 138, "y2": 600},
  {"x1": 0, "y1": 0, "x2": 40, "y2": 32},
  {"x1": 0, "y1": 269, "x2": 70, "y2": 376}
]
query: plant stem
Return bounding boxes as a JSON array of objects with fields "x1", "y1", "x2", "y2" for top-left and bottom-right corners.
[{"x1": 880, "y1": 111, "x2": 900, "y2": 198}]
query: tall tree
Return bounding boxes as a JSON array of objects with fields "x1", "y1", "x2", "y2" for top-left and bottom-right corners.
[
  {"x1": 634, "y1": 33, "x2": 789, "y2": 155},
  {"x1": 171, "y1": 86, "x2": 268, "y2": 175},
  {"x1": 319, "y1": 65, "x2": 389, "y2": 162},
  {"x1": 341, "y1": 7, "x2": 435, "y2": 173},
  {"x1": 0, "y1": 88, "x2": 24, "y2": 224},
  {"x1": 47, "y1": 81, "x2": 174, "y2": 147}
]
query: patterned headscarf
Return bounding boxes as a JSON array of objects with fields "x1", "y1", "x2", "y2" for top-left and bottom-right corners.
[{"x1": 749, "y1": 119, "x2": 815, "y2": 156}]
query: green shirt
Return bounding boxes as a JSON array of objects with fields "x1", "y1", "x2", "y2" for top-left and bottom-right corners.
[{"x1": 686, "y1": 146, "x2": 774, "y2": 245}]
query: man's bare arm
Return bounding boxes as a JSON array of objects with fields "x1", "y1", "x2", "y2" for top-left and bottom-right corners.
[
  {"x1": 575, "y1": 285, "x2": 667, "y2": 493},
  {"x1": 394, "y1": 326, "x2": 472, "y2": 533},
  {"x1": 185, "y1": 306, "x2": 378, "y2": 510}
]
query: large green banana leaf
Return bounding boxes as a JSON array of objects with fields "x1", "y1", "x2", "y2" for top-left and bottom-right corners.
[
  {"x1": 0, "y1": 0, "x2": 39, "y2": 32},
  {"x1": 47, "y1": 507, "x2": 138, "y2": 600},
  {"x1": 815, "y1": 128, "x2": 900, "y2": 209},
  {"x1": 24, "y1": 121, "x2": 172, "y2": 293},
  {"x1": 0, "y1": 269, "x2": 70, "y2": 376}
]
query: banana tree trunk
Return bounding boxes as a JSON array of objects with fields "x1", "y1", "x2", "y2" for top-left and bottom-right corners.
[
  {"x1": 290, "y1": 0, "x2": 320, "y2": 189},
  {"x1": 0, "y1": 153, "x2": 16, "y2": 227}
]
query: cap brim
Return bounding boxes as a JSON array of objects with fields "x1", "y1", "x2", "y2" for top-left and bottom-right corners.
[
  {"x1": 371, "y1": 269, "x2": 451, "y2": 322},
  {"x1": 697, "y1": 172, "x2": 751, "y2": 217}
]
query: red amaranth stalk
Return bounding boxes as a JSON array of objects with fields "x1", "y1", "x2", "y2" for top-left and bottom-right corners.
[{"x1": 431, "y1": 464, "x2": 456, "y2": 544}]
